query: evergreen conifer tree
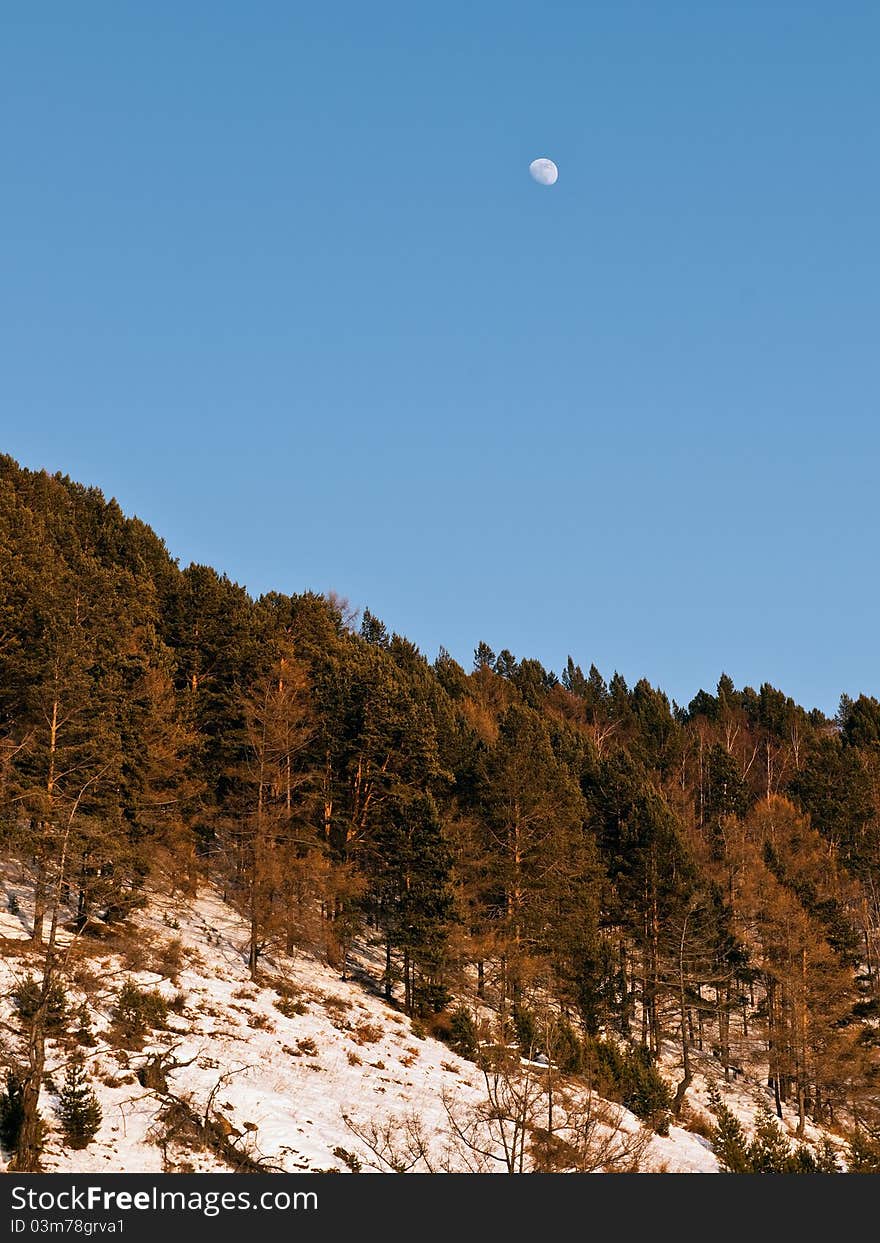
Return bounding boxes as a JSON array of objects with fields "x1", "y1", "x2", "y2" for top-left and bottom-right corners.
[
  {"x1": 0, "y1": 1072, "x2": 29, "y2": 1154},
  {"x1": 58, "y1": 1056, "x2": 102, "y2": 1149},
  {"x1": 708, "y1": 1086, "x2": 751, "y2": 1172},
  {"x1": 748, "y1": 1104, "x2": 794, "y2": 1172}
]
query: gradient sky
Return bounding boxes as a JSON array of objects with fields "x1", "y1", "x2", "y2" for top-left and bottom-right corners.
[{"x1": 3, "y1": 2, "x2": 878, "y2": 714}]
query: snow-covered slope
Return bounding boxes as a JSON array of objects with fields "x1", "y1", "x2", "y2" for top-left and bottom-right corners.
[{"x1": 0, "y1": 873, "x2": 841, "y2": 1174}]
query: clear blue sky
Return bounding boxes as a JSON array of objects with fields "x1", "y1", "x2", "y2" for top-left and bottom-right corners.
[{"x1": 3, "y1": 2, "x2": 878, "y2": 714}]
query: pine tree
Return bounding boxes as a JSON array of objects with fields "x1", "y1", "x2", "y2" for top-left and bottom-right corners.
[
  {"x1": 58, "y1": 1056, "x2": 102, "y2": 1149},
  {"x1": 359, "y1": 608, "x2": 390, "y2": 648},
  {"x1": 480, "y1": 704, "x2": 593, "y2": 1013},
  {"x1": 847, "y1": 1130, "x2": 880, "y2": 1172},
  {"x1": 796, "y1": 1136, "x2": 840, "y2": 1173},
  {"x1": 368, "y1": 792, "x2": 454, "y2": 1014},
  {"x1": 708, "y1": 1085, "x2": 751, "y2": 1172},
  {"x1": 473, "y1": 641, "x2": 496, "y2": 672},
  {"x1": 748, "y1": 1104, "x2": 794, "y2": 1172},
  {"x1": 0, "y1": 1072, "x2": 30, "y2": 1154},
  {"x1": 74, "y1": 1003, "x2": 97, "y2": 1047}
]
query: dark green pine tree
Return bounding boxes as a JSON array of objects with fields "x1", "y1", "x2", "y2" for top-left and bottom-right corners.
[
  {"x1": 479, "y1": 704, "x2": 595, "y2": 1015},
  {"x1": 472, "y1": 641, "x2": 496, "y2": 671},
  {"x1": 707, "y1": 1085, "x2": 751, "y2": 1173},
  {"x1": 704, "y1": 743, "x2": 749, "y2": 823},
  {"x1": 584, "y1": 663, "x2": 608, "y2": 711},
  {"x1": 494, "y1": 649, "x2": 518, "y2": 679},
  {"x1": 847, "y1": 1131, "x2": 880, "y2": 1173},
  {"x1": 560, "y1": 656, "x2": 585, "y2": 695},
  {"x1": 360, "y1": 608, "x2": 390, "y2": 648},
  {"x1": 0, "y1": 1072, "x2": 34, "y2": 1156},
  {"x1": 789, "y1": 736, "x2": 875, "y2": 872},
  {"x1": 161, "y1": 562, "x2": 259, "y2": 813},
  {"x1": 369, "y1": 793, "x2": 454, "y2": 1015},
  {"x1": 747, "y1": 1104, "x2": 795, "y2": 1172},
  {"x1": 58, "y1": 1055, "x2": 102, "y2": 1149}
]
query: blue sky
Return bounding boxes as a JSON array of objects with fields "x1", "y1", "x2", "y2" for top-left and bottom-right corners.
[{"x1": 3, "y1": 2, "x2": 878, "y2": 713}]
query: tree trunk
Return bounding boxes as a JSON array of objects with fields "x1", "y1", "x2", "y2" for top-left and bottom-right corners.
[
  {"x1": 10, "y1": 1015, "x2": 46, "y2": 1171},
  {"x1": 31, "y1": 857, "x2": 46, "y2": 944},
  {"x1": 674, "y1": 923, "x2": 692, "y2": 1118},
  {"x1": 718, "y1": 983, "x2": 731, "y2": 1082}
]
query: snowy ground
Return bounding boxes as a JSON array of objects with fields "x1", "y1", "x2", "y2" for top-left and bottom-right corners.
[{"x1": 0, "y1": 870, "x2": 845, "y2": 1174}]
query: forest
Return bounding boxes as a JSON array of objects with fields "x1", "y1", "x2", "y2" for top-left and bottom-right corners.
[{"x1": 1, "y1": 453, "x2": 879, "y2": 1171}]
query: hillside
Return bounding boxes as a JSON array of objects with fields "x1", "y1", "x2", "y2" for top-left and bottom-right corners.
[
  {"x1": 0, "y1": 871, "x2": 856, "y2": 1174},
  {"x1": 1, "y1": 452, "x2": 879, "y2": 1173}
]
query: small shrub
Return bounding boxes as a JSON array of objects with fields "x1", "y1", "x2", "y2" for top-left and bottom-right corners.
[
  {"x1": 71, "y1": 963, "x2": 102, "y2": 993},
  {"x1": 352, "y1": 1023, "x2": 383, "y2": 1045},
  {"x1": 323, "y1": 993, "x2": 350, "y2": 1008},
  {"x1": 155, "y1": 938, "x2": 185, "y2": 982},
  {"x1": 275, "y1": 996, "x2": 307, "y2": 1018},
  {"x1": 426, "y1": 1011, "x2": 454, "y2": 1043},
  {"x1": 114, "y1": 981, "x2": 169, "y2": 1042},
  {"x1": 678, "y1": 1104, "x2": 715, "y2": 1142},
  {"x1": 297, "y1": 1037, "x2": 318, "y2": 1056},
  {"x1": 120, "y1": 939, "x2": 152, "y2": 974}
]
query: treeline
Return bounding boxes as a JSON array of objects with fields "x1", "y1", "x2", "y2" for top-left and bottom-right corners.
[{"x1": 1, "y1": 454, "x2": 879, "y2": 1156}]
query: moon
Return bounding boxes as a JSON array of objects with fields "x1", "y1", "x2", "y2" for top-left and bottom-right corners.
[{"x1": 529, "y1": 157, "x2": 558, "y2": 186}]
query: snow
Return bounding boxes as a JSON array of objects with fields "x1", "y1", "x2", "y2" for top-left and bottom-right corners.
[{"x1": 0, "y1": 870, "x2": 840, "y2": 1174}]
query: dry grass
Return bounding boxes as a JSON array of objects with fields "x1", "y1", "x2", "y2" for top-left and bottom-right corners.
[
  {"x1": 352, "y1": 1022, "x2": 383, "y2": 1045},
  {"x1": 274, "y1": 996, "x2": 307, "y2": 1018},
  {"x1": 678, "y1": 1104, "x2": 715, "y2": 1142}
]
